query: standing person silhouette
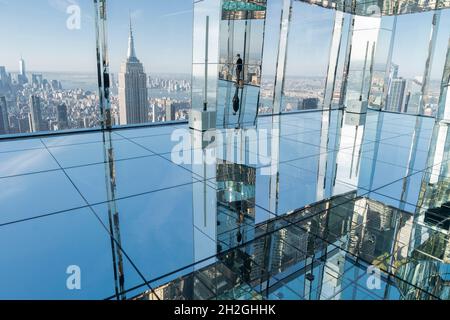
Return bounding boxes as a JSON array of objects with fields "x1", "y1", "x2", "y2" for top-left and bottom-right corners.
[{"x1": 235, "y1": 54, "x2": 243, "y2": 84}]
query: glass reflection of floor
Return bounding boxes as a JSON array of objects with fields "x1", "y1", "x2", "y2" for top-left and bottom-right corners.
[{"x1": 0, "y1": 109, "x2": 448, "y2": 300}]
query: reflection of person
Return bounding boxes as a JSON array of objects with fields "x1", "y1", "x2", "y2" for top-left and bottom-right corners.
[
  {"x1": 232, "y1": 86, "x2": 240, "y2": 115},
  {"x1": 235, "y1": 54, "x2": 243, "y2": 82}
]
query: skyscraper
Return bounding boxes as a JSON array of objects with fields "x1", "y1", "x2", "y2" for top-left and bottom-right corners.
[
  {"x1": 57, "y1": 103, "x2": 69, "y2": 130},
  {"x1": 18, "y1": 117, "x2": 30, "y2": 133},
  {"x1": 51, "y1": 80, "x2": 62, "y2": 91},
  {"x1": 18, "y1": 57, "x2": 28, "y2": 85},
  {"x1": 29, "y1": 95, "x2": 43, "y2": 132},
  {"x1": 0, "y1": 66, "x2": 7, "y2": 80},
  {"x1": 118, "y1": 20, "x2": 148, "y2": 125},
  {"x1": 0, "y1": 66, "x2": 10, "y2": 90},
  {"x1": 386, "y1": 78, "x2": 406, "y2": 112},
  {"x1": 32, "y1": 74, "x2": 43, "y2": 88},
  {"x1": 0, "y1": 96, "x2": 9, "y2": 134}
]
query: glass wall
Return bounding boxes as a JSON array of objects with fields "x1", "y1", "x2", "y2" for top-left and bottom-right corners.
[
  {"x1": 106, "y1": 0, "x2": 193, "y2": 125},
  {"x1": 0, "y1": 0, "x2": 194, "y2": 138},
  {"x1": 192, "y1": 0, "x2": 221, "y2": 113},
  {"x1": 422, "y1": 9, "x2": 450, "y2": 117},
  {"x1": 216, "y1": 0, "x2": 267, "y2": 128},
  {"x1": 374, "y1": 9, "x2": 450, "y2": 116},
  {"x1": 0, "y1": 0, "x2": 100, "y2": 136},
  {"x1": 281, "y1": 1, "x2": 336, "y2": 112},
  {"x1": 257, "y1": 0, "x2": 285, "y2": 114},
  {"x1": 387, "y1": 11, "x2": 434, "y2": 115}
]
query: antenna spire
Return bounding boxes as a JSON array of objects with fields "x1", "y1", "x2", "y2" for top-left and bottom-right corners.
[{"x1": 127, "y1": 15, "x2": 137, "y2": 60}]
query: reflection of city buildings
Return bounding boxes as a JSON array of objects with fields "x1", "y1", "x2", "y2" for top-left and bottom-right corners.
[
  {"x1": 404, "y1": 78, "x2": 423, "y2": 114},
  {"x1": 299, "y1": 97, "x2": 319, "y2": 110},
  {"x1": 216, "y1": 160, "x2": 256, "y2": 253},
  {"x1": 134, "y1": 190, "x2": 448, "y2": 300},
  {"x1": 386, "y1": 78, "x2": 407, "y2": 112},
  {"x1": 129, "y1": 96, "x2": 450, "y2": 299}
]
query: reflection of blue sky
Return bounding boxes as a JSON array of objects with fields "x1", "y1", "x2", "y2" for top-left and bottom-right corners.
[
  {"x1": 0, "y1": 171, "x2": 85, "y2": 225},
  {"x1": 283, "y1": 1, "x2": 335, "y2": 78},
  {"x1": 93, "y1": 183, "x2": 197, "y2": 291},
  {"x1": 0, "y1": 1, "x2": 447, "y2": 78},
  {"x1": 0, "y1": 207, "x2": 116, "y2": 299},
  {"x1": 270, "y1": 2, "x2": 450, "y2": 79}
]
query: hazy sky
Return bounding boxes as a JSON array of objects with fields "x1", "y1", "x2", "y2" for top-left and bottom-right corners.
[{"x1": 0, "y1": 0, "x2": 448, "y2": 79}]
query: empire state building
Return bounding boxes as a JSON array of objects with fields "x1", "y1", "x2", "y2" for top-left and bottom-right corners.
[{"x1": 118, "y1": 21, "x2": 148, "y2": 125}]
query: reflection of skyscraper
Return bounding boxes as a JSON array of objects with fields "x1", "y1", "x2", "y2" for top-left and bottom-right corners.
[
  {"x1": 389, "y1": 63, "x2": 399, "y2": 80},
  {"x1": 404, "y1": 78, "x2": 422, "y2": 114},
  {"x1": 386, "y1": 78, "x2": 406, "y2": 112},
  {"x1": 0, "y1": 96, "x2": 9, "y2": 134},
  {"x1": 299, "y1": 98, "x2": 319, "y2": 110},
  {"x1": 29, "y1": 95, "x2": 43, "y2": 132},
  {"x1": 118, "y1": 21, "x2": 148, "y2": 125},
  {"x1": 57, "y1": 103, "x2": 69, "y2": 130},
  {"x1": 166, "y1": 102, "x2": 189, "y2": 121}
]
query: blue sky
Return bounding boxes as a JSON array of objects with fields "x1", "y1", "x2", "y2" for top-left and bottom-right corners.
[
  {"x1": 0, "y1": 0, "x2": 193, "y2": 74},
  {"x1": 0, "y1": 0, "x2": 448, "y2": 79}
]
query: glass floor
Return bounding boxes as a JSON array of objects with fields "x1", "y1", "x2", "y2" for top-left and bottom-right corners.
[{"x1": 0, "y1": 109, "x2": 449, "y2": 300}]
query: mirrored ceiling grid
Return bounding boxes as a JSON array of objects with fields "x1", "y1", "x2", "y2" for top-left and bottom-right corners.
[{"x1": 0, "y1": 0, "x2": 449, "y2": 301}]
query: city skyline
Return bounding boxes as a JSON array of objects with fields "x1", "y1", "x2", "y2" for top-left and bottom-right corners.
[{"x1": 0, "y1": 0, "x2": 447, "y2": 136}]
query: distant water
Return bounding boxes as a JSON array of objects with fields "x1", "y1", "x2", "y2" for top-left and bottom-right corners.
[
  {"x1": 39, "y1": 72, "x2": 98, "y2": 92},
  {"x1": 147, "y1": 88, "x2": 190, "y2": 100},
  {"x1": 36, "y1": 72, "x2": 192, "y2": 99}
]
